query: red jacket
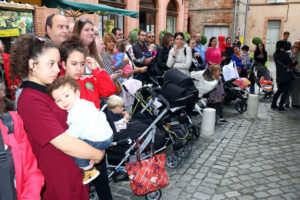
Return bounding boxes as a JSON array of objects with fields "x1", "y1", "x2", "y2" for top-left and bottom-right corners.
[
  {"x1": 218, "y1": 36, "x2": 226, "y2": 53},
  {"x1": 2, "y1": 53, "x2": 19, "y2": 100},
  {"x1": 1, "y1": 111, "x2": 44, "y2": 200},
  {"x1": 78, "y1": 68, "x2": 116, "y2": 109}
]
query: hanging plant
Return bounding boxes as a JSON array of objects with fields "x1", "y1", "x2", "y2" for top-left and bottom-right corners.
[
  {"x1": 129, "y1": 28, "x2": 139, "y2": 43},
  {"x1": 183, "y1": 31, "x2": 190, "y2": 41},
  {"x1": 200, "y1": 34, "x2": 207, "y2": 45},
  {"x1": 252, "y1": 37, "x2": 262, "y2": 45}
]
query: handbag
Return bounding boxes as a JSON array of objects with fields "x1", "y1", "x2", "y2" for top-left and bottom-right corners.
[
  {"x1": 125, "y1": 138, "x2": 169, "y2": 196},
  {"x1": 113, "y1": 80, "x2": 122, "y2": 95}
]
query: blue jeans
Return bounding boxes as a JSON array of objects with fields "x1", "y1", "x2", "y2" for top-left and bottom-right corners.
[{"x1": 73, "y1": 136, "x2": 113, "y2": 168}]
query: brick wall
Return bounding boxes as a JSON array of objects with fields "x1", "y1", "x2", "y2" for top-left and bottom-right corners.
[
  {"x1": 33, "y1": 0, "x2": 99, "y2": 37},
  {"x1": 188, "y1": 0, "x2": 234, "y2": 37}
]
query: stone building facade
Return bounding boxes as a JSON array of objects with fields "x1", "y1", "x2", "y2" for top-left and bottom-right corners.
[
  {"x1": 20, "y1": 0, "x2": 189, "y2": 43},
  {"x1": 246, "y1": 0, "x2": 300, "y2": 54}
]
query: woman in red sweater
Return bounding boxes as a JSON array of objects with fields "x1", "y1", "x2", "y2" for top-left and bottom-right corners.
[{"x1": 205, "y1": 37, "x2": 222, "y2": 67}]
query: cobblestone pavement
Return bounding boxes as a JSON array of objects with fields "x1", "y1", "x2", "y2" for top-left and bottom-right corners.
[{"x1": 110, "y1": 62, "x2": 300, "y2": 200}]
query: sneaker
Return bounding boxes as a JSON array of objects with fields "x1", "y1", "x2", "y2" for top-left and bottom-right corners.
[
  {"x1": 278, "y1": 107, "x2": 287, "y2": 112},
  {"x1": 83, "y1": 167, "x2": 100, "y2": 185},
  {"x1": 285, "y1": 104, "x2": 290, "y2": 108},
  {"x1": 271, "y1": 105, "x2": 278, "y2": 109},
  {"x1": 219, "y1": 118, "x2": 228, "y2": 123}
]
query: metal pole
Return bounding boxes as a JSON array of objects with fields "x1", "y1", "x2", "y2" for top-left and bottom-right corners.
[
  {"x1": 243, "y1": 0, "x2": 250, "y2": 44},
  {"x1": 233, "y1": 0, "x2": 238, "y2": 39}
]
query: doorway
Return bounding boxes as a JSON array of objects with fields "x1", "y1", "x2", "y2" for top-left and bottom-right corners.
[{"x1": 266, "y1": 20, "x2": 281, "y2": 55}]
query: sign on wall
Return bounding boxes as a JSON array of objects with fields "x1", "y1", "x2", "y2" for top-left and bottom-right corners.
[
  {"x1": 0, "y1": 10, "x2": 34, "y2": 37},
  {"x1": 104, "y1": 20, "x2": 114, "y2": 34}
]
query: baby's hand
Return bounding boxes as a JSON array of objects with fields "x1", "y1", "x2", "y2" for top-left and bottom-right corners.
[
  {"x1": 123, "y1": 57, "x2": 129, "y2": 64},
  {"x1": 122, "y1": 111, "x2": 130, "y2": 121}
]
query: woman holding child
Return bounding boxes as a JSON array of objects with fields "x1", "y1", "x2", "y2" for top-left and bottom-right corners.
[{"x1": 10, "y1": 35, "x2": 103, "y2": 200}]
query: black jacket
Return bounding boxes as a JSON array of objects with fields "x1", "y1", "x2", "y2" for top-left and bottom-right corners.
[
  {"x1": 254, "y1": 50, "x2": 268, "y2": 65},
  {"x1": 273, "y1": 50, "x2": 297, "y2": 83},
  {"x1": 155, "y1": 45, "x2": 171, "y2": 72}
]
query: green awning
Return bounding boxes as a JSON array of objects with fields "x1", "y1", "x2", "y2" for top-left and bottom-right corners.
[{"x1": 43, "y1": 0, "x2": 138, "y2": 18}]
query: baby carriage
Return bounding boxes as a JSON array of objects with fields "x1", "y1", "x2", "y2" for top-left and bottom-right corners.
[
  {"x1": 102, "y1": 93, "x2": 170, "y2": 200},
  {"x1": 222, "y1": 61, "x2": 249, "y2": 113},
  {"x1": 252, "y1": 63, "x2": 274, "y2": 101},
  {"x1": 129, "y1": 69, "x2": 201, "y2": 169}
]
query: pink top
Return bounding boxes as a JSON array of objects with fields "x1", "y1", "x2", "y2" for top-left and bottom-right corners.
[{"x1": 205, "y1": 47, "x2": 222, "y2": 67}]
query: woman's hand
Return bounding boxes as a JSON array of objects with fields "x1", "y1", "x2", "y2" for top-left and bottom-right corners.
[
  {"x1": 173, "y1": 45, "x2": 178, "y2": 57},
  {"x1": 110, "y1": 71, "x2": 122, "y2": 80},
  {"x1": 195, "y1": 52, "x2": 200, "y2": 57},
  {"x1": 85, "y1": 57, "x2": 97, "y2": 71}
]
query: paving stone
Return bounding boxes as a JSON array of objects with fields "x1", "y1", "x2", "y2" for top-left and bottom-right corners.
[
  {"x1": 225, "y1": 191, "x2": 240, "y2": 198},
  {"x1": 254, "y1": 191, "x2": 270, "y2": 198},
  {"x1": 211, "y1": 194, "x2": 226, "y2": 200},
  {"x1": 193, "y1": 192, "x2": 211, "y2": 200},
  {"x1": 267, "y1": 188, "x2": 283, "y2": 196}
]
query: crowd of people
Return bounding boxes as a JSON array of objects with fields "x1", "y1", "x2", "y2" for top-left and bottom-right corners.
[{"x1": 0, "y1": 12, "x2": 299, "y2": 200}]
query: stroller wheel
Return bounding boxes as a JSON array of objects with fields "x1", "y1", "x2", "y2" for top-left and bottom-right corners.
[
  {"x1": 145, "y1": 189, "x2": 162, "y2": 200},
  {"x1": 166, "y1": 152, "x2": 181, "y2": 168},
  {"x1": 178, "y1": 145, "x2": 190, "y2": 158},
  {"x1": 235, "y1": 100, "x2": 247, "y2": 113}
]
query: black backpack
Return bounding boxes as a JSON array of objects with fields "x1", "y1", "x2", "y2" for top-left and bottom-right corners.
[{"x1": 0, "y1": 112, "x2": 16, "y2": 200}]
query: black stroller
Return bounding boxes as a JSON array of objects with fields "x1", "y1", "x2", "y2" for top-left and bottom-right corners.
[
  {"x1": 221, "y1": 75, "x2": 249, "y2": 113},
  {"x1": 130, "y1": 69, "x2": 201, "y2": 169},
  {"x1": 101, "y1": 93, "x2": 170, "y2": 200},
  {"x1": 251, "y1": 63, "x2": 274, "y2": 101}
]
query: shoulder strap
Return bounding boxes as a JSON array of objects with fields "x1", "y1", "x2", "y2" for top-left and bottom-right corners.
[
  {"x1": 0, "y1": 113, "x2": 14, "y2": 200},
  {"x1": 184, "y1": 47, "x2": 186, "y2": 57},
  {"x1": 0, "y1": 113, "x2": 14, "y2": 134}
]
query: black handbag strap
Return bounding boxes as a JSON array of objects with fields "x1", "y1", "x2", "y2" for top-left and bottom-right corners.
[{"x1": 0, "y1": 112, "x2": 14, "y2": 200}]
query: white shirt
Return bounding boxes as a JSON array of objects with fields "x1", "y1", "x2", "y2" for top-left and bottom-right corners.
[
  {"x1": 66, "y1": 98, "x2": 113, "y2": 141},
  {"x1": 167, "y1": 46, "x2": 193, "y2": 76}
]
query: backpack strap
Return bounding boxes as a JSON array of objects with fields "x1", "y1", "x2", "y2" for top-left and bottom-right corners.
[
  {"x1": 184, "y1": 47, "x2": 186, "y2": 57},
  {"x1": 0, "y1": 112, "x2": 15, "y2": 200},
  {"x1": 0, "y1": 113, "x2": 14, "y2": 134}
]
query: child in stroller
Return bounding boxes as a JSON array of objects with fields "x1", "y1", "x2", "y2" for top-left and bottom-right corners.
[{"x1": 252, "y1": 62, "x2": 274, "y2": 100}]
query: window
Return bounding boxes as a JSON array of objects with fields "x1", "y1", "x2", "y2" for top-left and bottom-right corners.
[
  {"x1": 139, "y1": 0, "x2": 156, "y2": 33},
  {"x1": 99, "y1": 14, "x2": 124, "y2": 36},
  {"x1": 268, "y1": 0, "x2": 286, "y2": 3},
  {"x1": 166, "y1": 0, "x2": 177, "y2": 34},
  {"x1": 98, "y1": 0, "x2": 125, "y2": 36}
]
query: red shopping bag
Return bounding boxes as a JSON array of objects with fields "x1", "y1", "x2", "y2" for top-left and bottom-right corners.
[{"x1": 125, "y1": 139, "x2": 169, "y2": 196}]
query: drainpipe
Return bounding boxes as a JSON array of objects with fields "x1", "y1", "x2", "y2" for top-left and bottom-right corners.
[
  {"x1": 233, "y1": 0, "x2": 238, "y2": 38},
  {"x1": 243, "y1": 0, "x2": 250, "y2": 44}
]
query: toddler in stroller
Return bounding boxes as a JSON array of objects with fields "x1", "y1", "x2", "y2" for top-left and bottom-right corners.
[
  {"x1": 221, "y1": 61, "x2": 249, "y2": 113},
  {"x1": 252, "y1": 62, "x2": 274, "y2": 100}
]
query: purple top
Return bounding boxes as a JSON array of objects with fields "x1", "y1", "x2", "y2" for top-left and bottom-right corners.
[{"x1": 209, "y1": 77, "x2": 225, "y2": 103}]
